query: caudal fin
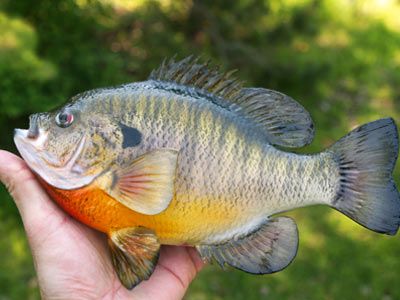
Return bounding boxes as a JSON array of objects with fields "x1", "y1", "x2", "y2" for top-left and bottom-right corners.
[{"x1": 329, "y1": 118, "x2": 400, "y2": 235}]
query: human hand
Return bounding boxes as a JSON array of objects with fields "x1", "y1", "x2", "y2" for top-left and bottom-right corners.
[{"x1": 0, "y1": 150, "x2": 204, "y2": 299}]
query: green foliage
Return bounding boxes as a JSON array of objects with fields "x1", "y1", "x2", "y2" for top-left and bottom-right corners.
[
  {"x1": 0, "y1": 12, "x2": 55, "y2": 117},
  {"x1": 0, "y1": 0, "x2": 399, "y2": 299}
]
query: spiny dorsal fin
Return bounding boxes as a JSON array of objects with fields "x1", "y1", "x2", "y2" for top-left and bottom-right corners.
[
  {"x1": 149, "y1": 56, "x2": 314, "y2": 148},
  {"x1": 149, "y1": 56, "x2": 242, "y2": 101},
  {"x1": 196, "y1": 216, "x2": 299, "y2": 274}
]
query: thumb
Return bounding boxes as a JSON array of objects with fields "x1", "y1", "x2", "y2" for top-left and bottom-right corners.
[{"x1": 0, "y1": 150, "x2": 68, "y2": 248}]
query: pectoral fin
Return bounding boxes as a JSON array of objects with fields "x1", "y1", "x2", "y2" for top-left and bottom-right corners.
[
  {"x1": 109, "y1": 227, "x2": 160, "y2": 289},
  {"x1": 99, "y1": 149, "x2": 178, "y2": 215},
  {"x1": 196, "y1": 216, "x2": 298, "y2": 274}
]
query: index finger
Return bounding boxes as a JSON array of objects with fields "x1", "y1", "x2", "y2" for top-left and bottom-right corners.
[{"x1": 0, "y1": 150, "x2": 68, "y2": 246}]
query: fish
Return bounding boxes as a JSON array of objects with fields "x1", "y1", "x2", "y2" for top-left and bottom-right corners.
[{"x1": 13, "y1": 56, "x2": 400, "y2": 289}]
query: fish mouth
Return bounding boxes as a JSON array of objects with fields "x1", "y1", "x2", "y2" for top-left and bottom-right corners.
[
  {"x1": 27, "y1": 114, "x2": 40, "y2": 139},
  {"x1": 14, "y1": 128, "x2": 50, "y2": 165},
  {"x1": 14, "y1": 129, "x2": 95, "y2": 190}
]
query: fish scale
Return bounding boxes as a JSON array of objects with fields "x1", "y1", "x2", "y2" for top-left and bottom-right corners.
[
  {"x1": 80, "y1": 85, "x2": 364, "y2": 239},
  {"x1": 86, "y1": 86, "x2": 338, "y2": 240},
  {"x1": 13, "y1": 57, "x2": 400, "y2": 289}
]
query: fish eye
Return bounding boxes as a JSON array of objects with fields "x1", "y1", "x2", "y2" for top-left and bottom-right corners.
[{"x1": 55, "y1": 111, "x2": 74, "y2": 128}]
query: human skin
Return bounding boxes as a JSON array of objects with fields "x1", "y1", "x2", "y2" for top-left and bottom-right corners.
[{"x1": 0, "y1": 150, "x2": 204, "y2": 300}]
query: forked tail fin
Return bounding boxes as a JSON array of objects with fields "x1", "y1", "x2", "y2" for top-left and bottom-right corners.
[{"x1": 329, "y1": 118, "x2": 400, "y2": 235}]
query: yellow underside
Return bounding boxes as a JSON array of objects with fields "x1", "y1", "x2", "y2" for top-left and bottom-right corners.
[{"x1": 41, "y1": 179, "x2": 241, "y2": 245}]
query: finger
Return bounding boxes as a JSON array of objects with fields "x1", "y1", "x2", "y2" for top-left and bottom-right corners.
[
  {"x1": 157, "y1": 246, "x2": 204, "y2": 287},
  {"x1": 0, "y1": 150, "x2": 69, "y2": 246},
  {"x1": 129, "y1": 246, "x2": 204, "y2": 300}
]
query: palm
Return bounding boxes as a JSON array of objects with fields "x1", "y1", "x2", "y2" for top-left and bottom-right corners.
[{"x1": 0, "y1": 150, "x2": 203, "y2": 300}]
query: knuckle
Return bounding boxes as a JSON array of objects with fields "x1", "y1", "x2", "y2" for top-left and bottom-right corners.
[
  {"x1": 4, "y1": 178, "x2": 17, "y2": 198},
  {"x1": 1, "y1": 163, "x2": 36, "y2": 198}
]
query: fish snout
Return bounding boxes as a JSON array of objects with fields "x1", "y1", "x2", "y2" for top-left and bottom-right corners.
[
  {"x1": 14, "y1": 128, "x2": 29, "y2": 139},
  {"x1": 27, "y1": 114, "x2": 40, "y2": 139}
]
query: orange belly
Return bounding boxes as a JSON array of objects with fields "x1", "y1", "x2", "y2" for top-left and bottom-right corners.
[{"x1": 38, "y1": 178, "x2": 239, "y2": 245}]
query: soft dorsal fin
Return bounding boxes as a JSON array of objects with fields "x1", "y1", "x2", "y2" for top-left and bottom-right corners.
[
  {"x1": 233, "y1": 88, "x2": 314, "y2": 147},
  {"x1": 149, "y1": 56, "x2": 314, "y2": 148}
]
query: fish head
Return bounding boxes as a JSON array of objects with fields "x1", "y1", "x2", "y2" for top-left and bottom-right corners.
[{"x1": 14, "y1": 102, "x2": 122, "y2": 190}]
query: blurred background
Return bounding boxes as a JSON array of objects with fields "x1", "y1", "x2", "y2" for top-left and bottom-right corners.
[{"x1": 0, "y1": 0, "x2": 399, "y2": 299}]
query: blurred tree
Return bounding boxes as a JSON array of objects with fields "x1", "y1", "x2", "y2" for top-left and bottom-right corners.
[{"x1": 0, "y1": 0, "x2": 400, "y2": 299}]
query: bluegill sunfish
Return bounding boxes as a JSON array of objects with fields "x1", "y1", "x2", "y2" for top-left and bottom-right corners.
[{"x1": 14, "y1": 57, "x2": 400, "y2": 289}]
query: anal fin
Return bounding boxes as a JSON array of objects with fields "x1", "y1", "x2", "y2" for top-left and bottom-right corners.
[
  {"x1": 196, "y1": 217, "x2": 298, "y2": 274},
  {"x1": 109, "y1": 227, "x2": 160, "y2": 289}
]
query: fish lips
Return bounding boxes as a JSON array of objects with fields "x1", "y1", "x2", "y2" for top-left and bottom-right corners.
[
  {"x1": 14, "y1": 128, "x2": 55, "y2": 185},
  {"x1": 14, "y1": 129, "x2": 95, "y2": 190},
  {"x1": 27, "y1": 114, "x2": 40, "y2": 139},
  {"x1": 14, "y1": 128, "x2": 49, "y2": 168}
]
